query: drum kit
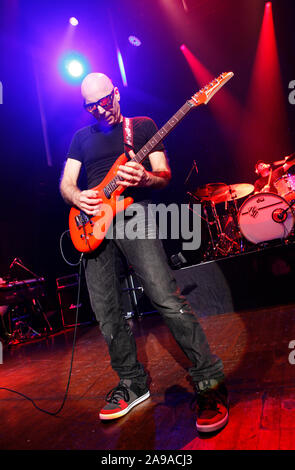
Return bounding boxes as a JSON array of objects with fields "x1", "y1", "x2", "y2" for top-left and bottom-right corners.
[{"x1": 188, "y1": 158, "x2": 295, "y2": 261}]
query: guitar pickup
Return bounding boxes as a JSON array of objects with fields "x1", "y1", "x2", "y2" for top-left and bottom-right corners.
[{"x1": 75, "y1": 211, "x2": 90, "y2": 228}]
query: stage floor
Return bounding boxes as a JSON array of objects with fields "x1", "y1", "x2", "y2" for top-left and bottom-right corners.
[{"x1": 1, "y1": 302, "x2": 295, "y2": 451}]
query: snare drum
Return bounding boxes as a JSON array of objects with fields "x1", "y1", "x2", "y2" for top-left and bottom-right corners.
[
  {"x1": 238, "y1": 192, "x2": 294, "y2": 244},
  {"x1": 274, "y1": 165, "x2": 295, "y2": 202}
]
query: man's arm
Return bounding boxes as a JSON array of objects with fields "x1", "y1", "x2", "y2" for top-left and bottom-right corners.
[
  {"x1": 117, "y1": 150, "x2": 171, "y2": 189},
  {"x1": 283, "y1": 160, "x2": 294, "y2": 173},
  {"x1": 60, "y1": 158, "x2": 102, "y2": 215}
]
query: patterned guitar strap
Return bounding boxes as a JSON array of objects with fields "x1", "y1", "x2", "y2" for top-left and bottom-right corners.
[{"x1": 123, "y1": 117, "x2": 134, "y2": 156}]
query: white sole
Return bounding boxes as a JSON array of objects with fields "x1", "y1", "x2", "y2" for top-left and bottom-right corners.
[
  {"x1": 99, "y1": 391, "x2": 150, "y2": 420},
  {"x1": 196, "y1": 411, "x2": 229, "y2": 433}
]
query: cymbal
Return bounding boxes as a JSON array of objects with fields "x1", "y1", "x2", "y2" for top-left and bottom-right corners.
[
  {"x1": 193, "y1": 183, "x2": 227, "y2": 200},
  {"x1": 211, "y1": 183, "x2": 254, "y2": 203}
]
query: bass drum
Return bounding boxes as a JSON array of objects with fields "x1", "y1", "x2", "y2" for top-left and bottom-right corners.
[{"x1": 238, "y1": 192, "x2": 294, "y2": 244}]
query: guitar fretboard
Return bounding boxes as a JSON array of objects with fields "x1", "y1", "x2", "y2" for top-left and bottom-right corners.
[{"x1": 104, "y1": 100, "x2": 195, "y2": 198}]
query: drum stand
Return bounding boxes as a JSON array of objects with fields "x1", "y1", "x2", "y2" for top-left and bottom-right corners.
[{"x1": 204, "y1": 201, "x2": 241, "y2": 259}]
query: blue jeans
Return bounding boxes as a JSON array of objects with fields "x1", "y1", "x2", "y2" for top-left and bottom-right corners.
[{"x1": 83, "y1": 204, "x2": 224, "y2": 386}]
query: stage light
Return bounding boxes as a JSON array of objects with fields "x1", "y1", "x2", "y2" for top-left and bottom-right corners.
[
  {"x1": 237, "y1": 0, "x2": 289, "y2": 172},
  {"x1": 69, "y1": 17, "x2": 79, "y2": 26},
  {"x1": 67, "y1": 59, "x2": 83, "y2": 77},
  {"x1": 180, "y1": 44, "x2": 242, "y2": 142},
  {"x1": 117, "y1": 49, "x2": 127, "y2": 87},
  {"x1": 59, "y1": 52, "x2": 90, "y2": 84},
  {"x1": 128, "y1": 35, "x2": 141, "y2": 47}
]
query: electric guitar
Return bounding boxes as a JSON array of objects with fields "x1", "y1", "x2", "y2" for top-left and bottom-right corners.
[{"x1": 69, "y1": 71, "x2": 234, "y2": 253}]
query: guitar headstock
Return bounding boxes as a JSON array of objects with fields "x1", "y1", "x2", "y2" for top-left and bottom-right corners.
[{"x1": 189, "y1": 72, "x2": 234, "y2": 106}]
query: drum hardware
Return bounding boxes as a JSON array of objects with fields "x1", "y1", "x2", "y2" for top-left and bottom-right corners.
[
  {"x1": 189, "y1": 182, "x2": 254, "y2": 260},
  {"x1": 184, "y1": 153, "x2": 295, "y2": 261},
  {"x1": 187, "y1": 189, "x2": 235, "y2": 258}
]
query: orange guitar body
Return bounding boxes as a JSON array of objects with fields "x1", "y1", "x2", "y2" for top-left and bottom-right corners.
[{"x1": 69, "y1": 153, "x2": 133, "y2": 253}]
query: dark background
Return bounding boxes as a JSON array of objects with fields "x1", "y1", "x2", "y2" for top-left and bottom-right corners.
[{"x1": 0, "y1": 0, "x2": 294, "y2": 308}]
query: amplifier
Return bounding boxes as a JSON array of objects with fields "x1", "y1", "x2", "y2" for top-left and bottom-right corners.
[{"x1": 56, "y1": 273, "x2": 94, "y2": 328}]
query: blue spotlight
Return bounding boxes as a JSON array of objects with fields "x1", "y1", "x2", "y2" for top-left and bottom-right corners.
[
  {"x1": 59, "y1": 52, "x2": 90, "y2": 84},
  {"x1": 128, "y1": 35, "x2": 141, "y2": 47}
]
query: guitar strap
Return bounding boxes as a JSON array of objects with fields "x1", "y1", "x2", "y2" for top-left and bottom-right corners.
[{"x1": 123, "y1": 117, "x2": 134, "y2": 158}]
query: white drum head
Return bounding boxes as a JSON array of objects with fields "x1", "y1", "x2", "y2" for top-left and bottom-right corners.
[{"x1": 238, "y1": 192, "x2": 294, "y2": 244}]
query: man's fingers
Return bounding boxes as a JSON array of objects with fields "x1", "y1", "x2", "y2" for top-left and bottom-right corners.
[
  {"x1": 121, "y1": 161, "x2": 141, "y2": 170},
  {"x1": 83, "y1": 190, "x2": 101, "y2": 199},
  {"x1": 118, "y1": 164, "x2": 140, "y2": 175},
  {"x1": 80, "y1": 193, "x2": 103, "y2": 205},
  {"x1": 80, "y1": 203, "x2": 102, "y2": 215},
  {"x1": 128, "y1": 149, "x2": 136, "y2": 159},
  {"x1": 117, "y1": 169, "x2": 140, "y2": 182}
]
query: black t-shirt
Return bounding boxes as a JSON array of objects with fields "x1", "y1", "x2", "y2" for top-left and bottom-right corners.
[
  {"x1": 66, "y1": 116, "x2": 165, "y2": 203},
  {"x1": 254, "y1": 166, "x2": 285, "y2": 193}
]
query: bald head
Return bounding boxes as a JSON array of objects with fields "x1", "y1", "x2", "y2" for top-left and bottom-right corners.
[{"x1": 81, "y1": 73, "x2": 114, "y2": 103}]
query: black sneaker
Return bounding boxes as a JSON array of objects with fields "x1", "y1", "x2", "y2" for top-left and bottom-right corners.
[
  {"x1": 99, "y1": 379, "x2": 150, "y2": 420},
  {"x1": 194, "y1": 379, "x2": 229, "y2": 433}
]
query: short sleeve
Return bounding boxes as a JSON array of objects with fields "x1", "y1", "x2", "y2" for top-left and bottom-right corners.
[
  {"x1": 66, "y1": 131, "x2": 83, "y2": 162},
  {"x1": 143, "y1": 118, "x2": 165, "y2": 153}
]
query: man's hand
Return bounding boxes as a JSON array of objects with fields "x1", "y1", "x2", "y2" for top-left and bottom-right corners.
[
  {"x1": 117, "y1": 161, "x2": 152, "y2": 188},
  {"x1": 73, "y1": 190, "x2": 103, "y2": 216}
]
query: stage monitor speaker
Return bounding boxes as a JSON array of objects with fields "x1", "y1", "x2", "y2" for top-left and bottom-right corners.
[{"x1": 56, "y1": 273, "x2": 94, "y2": 328}]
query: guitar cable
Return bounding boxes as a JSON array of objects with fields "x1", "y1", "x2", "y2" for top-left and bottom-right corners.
[{"x1": 0, "y1": 230, "x2": 84, "y2": 416}]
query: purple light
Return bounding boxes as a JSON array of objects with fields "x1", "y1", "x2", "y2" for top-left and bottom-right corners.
[{"x1": 69, "y1": 17, "x2": 79, "y2": 26}]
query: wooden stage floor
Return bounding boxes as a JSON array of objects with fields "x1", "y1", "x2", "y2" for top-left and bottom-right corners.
[{"x1": 1, "y1": 302, "x2": 295, "y2": 451}]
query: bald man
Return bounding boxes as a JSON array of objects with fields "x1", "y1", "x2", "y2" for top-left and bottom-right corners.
[{"x1": 60, "y1": 73, "x2": 228, "y2": 433}]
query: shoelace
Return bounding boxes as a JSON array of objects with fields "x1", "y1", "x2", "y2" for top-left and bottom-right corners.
[{"x1": 106, "y1": 384, "x2": 130, "y2": 404}]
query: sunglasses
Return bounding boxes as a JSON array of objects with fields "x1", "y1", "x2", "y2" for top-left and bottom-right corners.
[{"x1": 84, "y1": 88, "x2": 115, "y2": 113}]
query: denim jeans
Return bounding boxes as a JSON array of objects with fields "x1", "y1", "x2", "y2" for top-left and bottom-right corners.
[{"x1": 83, "y1": 203, "x2": 224, "y2": 386}]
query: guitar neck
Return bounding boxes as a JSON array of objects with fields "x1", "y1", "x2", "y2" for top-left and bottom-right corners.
[
  {"x1": 132, "y1": 101, "x2": 194, "y2": 164},
  {"x1": 105, "y1": 100, "x2": 196, "y2": 195}
]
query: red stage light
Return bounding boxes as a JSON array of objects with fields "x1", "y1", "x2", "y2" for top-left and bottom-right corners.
[
  {"x1": 180, "y1": 44, "x2": 242, "y2": 142},
  {"x1": 237, "y1": 1, "x2": 290, "y2": 170}
]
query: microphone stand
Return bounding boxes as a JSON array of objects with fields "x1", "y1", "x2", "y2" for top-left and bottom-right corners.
[
  {"x1": 184, "y1": 160, "x2": 199, "y2": 185},
  {"x1": 11, "y1": 258, "x2": 42, "y2": 280}
]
